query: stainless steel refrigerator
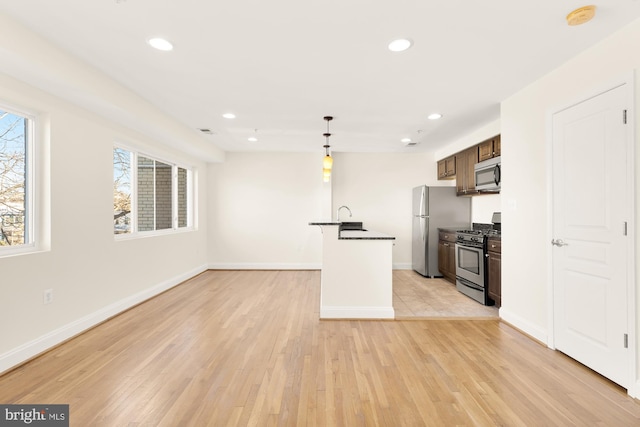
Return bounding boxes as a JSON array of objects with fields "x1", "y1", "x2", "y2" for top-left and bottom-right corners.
[{"x1": 412, "y1": 186, "x2": 471, "y2": 277}]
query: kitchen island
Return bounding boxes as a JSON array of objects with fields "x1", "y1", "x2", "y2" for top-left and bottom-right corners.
[{"x1": 309, "y1": 221, "x2": 395, "y2": 319}]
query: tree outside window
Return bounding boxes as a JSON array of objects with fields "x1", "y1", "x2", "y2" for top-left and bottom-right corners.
[
  {"x1": 0, "y1": 110, "x2": 28, "y2": 246},
  {"x1": 113, "y1": 147, "x2": 132, "y2": 234}
]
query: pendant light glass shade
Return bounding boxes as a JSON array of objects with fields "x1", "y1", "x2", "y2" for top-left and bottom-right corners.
[
  {"x1": 323, "y1": 154, "x2": 333, "y2": 170},
  {"x1": 323, "y1": 168, "x2": 331, "y2": 182}
]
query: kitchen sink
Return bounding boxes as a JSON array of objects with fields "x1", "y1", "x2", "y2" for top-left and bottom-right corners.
[{"x1": 339, "y1": 222, "x2": 365, "y2": 231}]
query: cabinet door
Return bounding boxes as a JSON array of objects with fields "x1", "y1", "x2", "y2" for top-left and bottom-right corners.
[
  {"x1": 438, "y1": 240, "x2": 456, "y2": 283},
  {"x1": 487, "y1": 251, "x2": 501, "y2": 307},
  {"x1": 464, "y1": 147, "x2": 478, "y2": 193},
  {"x1": 478, "y1": 135, "x2": 501, "y2": 161},
  {"x1": 446, "y1": 243, "x2": 456, "y2": 279},
  {"x1": 438, "y1": 241, "x2": 447, "y2": 274},
  {"x1": 478, "y1": 139, "x2": 494, "y2": 162},
  {"x1": 445, "y1": 156, "x2": 456, "y2": 176},
  {"x1": 437, "y1": 159, "x2": 447, "y2": 179},
  {"x1": 455, "y1": 153, "x2": 466, "y2": 194},
  {"x1": 437, "y1": 156, "x2": 456, "y2": 180}
]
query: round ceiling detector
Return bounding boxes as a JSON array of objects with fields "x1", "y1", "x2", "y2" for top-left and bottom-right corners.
[{"x1": 566, "y1": 5, "x2": 596, "y2": 26}]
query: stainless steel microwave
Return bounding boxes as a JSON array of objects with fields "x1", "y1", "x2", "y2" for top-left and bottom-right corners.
[{"x1": 474, "y1": 156, "x2": 501, "y2": 192}]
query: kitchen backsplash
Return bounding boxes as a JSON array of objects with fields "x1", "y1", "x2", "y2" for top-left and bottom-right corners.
[{"x1": 471, "y1": 193, "x2": 501, "y2": 223}]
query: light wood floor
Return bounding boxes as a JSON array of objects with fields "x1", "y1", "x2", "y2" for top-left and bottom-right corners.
[{"x1": 1, "y1": 270, "x2": 639, "y2": 426}]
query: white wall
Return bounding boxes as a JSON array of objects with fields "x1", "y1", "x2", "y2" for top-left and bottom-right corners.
[
  {"x1": 500, "y1": 17, "x2": 640, "y2": 391},
  {"x1": 0, "y1": 74, "x2": 210, "y2": 373},
  {"x1": 207, "y1": 152, "x2": 324, "y2": 269},
  {"x1": 471, "y1": 194, "x2": 501, "y2": 224}
]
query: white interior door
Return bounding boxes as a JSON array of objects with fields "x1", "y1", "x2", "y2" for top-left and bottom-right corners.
[{"x1": 551, "y1": 83, "x2": 631, "y2": 388}]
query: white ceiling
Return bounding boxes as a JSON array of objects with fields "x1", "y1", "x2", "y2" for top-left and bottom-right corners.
[{"x1": 1, "y1": 1, "x2": 640, "y2": 154}]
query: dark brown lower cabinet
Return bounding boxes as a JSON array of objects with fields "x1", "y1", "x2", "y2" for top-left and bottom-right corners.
[
  {"x1": 438, "y1": 231, "x2": 457, "y2": 284},
  {"x1": 487, "y1": 237, "x2": 501, "y2": 307}
]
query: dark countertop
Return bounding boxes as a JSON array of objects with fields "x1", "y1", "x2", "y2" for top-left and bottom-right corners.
[
  {"x1": 309, "y1": 221, "x2": 395, "y2": 240},
  {"x1": 338, "y1": 230, "x2": 395, "y2": 240},
  {"x1": 309, "y1": 220, "x2": 341, "y2": 226},
  {"x1": 438, "y1": 227, "x2": 463, "y2": 233}
]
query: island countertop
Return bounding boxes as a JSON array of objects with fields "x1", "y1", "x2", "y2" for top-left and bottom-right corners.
[
  {"x1": 308, "y1": 221, "x2": 395, "y2": 240},
  {"x1": 338, "y1": 230, "x2": 395, "y2": 240},
  {"x1": 308, "y1": 220, "x2": 341, "y2": 226}
]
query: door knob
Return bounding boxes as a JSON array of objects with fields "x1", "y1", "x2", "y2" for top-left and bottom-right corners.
[{"x1": 551, "y1": 238, "x2": 568, "y2": 247}]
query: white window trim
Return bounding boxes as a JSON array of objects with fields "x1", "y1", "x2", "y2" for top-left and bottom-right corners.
[
  {"x1": 0, "y1": 104, "x2": 40, "y2": 258},
  {"x1": 113, "y1": 144, "x2": 196, "y2": 240}
]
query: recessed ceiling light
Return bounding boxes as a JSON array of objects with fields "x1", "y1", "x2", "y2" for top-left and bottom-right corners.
[
  {"x1": 401, "y1": 138, "x2": 412, "y2": 143},
  {"x1": 248, "y1": 137, "x2": 258, "y2": 142},
  {"x1": 388, "y1": 38, "x2": 413, "y2": 52},
  {"x1": 147, "y1": 37, "x2": 173, "y2": 51},
  {"x1": 428, "y1": 113, "x2": 442, "y2": 120},
  {"x1": 222, "y1": 113, "x2": 236, "y2": 119}
]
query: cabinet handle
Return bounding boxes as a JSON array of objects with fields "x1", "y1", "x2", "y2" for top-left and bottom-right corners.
[
  {"x1": 491, "y1": 244, "x2": 496, "y2": 248},
  {"x1": 443, "y1": 243, "x2": 449, "y2": 247}
]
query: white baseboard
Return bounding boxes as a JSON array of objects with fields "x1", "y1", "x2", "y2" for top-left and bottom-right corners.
[
  {"x1": 208, "y1": 262, "x2": 414, "y2": 271},
  {"x1": 0, "y1": 264, "x2": 208, "y2": 375},
  {"x1": 500, "y1": 307, "x2": 548, "y2": 344},
  {"x1": 209, "y1": 262, "x2": 321, "y2": 270},
  {"x1": 393, "y1": 263, "x2": 412, "y2": 270},
  {"x1": 320, "y1": 306, "x2": 395, "y2": 319},
  {"x1": 630, "y1": 380, "x2": 640, "y2": 399}
]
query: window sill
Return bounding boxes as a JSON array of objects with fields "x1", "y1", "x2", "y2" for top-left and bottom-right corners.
[
  {"x1": 114, "y1": 226, "x2": 196, "y2": 241},
  {"x1": 0, "y1": 243, "x2": 47, "y2": 259}
]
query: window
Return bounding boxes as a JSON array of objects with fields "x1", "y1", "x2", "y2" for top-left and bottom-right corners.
[
  {"x1": 113, "y1": 148, "x2": 132, "y2": 234},
  {"x1": 113, "y1": 147, "x2": 193, "y2": 235},
  {"x1": 0, "y1": 108, "x2": 33, "y2": 249}
]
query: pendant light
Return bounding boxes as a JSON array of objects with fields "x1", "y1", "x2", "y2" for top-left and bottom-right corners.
[{"x1": 323, "y1": 116, "x2": 333, "y2": 182}]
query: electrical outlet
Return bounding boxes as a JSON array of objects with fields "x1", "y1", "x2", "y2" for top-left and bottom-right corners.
[{"x1": 43, "y1": 289, "x2": 53, "y2": 305}]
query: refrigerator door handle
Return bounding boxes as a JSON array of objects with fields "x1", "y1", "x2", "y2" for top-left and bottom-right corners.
[
  {"x1": 421, "y1": 187, "x2": 427, "y2": 217},
  {"x1": 423, "y1": 218, "x2": 428, "y2": 243}
]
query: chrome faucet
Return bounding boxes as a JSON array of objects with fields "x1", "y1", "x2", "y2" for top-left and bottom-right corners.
[{"x1": 337, "y1": 205, "x2": 352, "y2": 221}]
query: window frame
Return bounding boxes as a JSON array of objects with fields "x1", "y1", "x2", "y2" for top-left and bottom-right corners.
[
  {"x1": 113, "y1": 144, "x2": 195, "y2": 239},
  {"x1": 0, "y1": 103, "x2": 37, "y2": 257}
]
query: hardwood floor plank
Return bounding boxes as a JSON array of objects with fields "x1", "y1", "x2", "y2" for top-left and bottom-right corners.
[{"x1": 1, "y1": 270, "x2": 640, "y2": 426}]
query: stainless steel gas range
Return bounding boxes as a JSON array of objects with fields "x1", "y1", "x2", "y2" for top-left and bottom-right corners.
[{"x1": 455, "y1": 213, "x2": 501, "y2": 305}]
